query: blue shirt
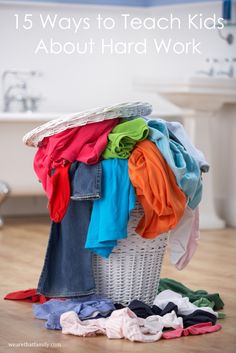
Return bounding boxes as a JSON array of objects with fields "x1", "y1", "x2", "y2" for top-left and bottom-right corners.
[
  {"x1": 147, "y1": 119, "x2": 202, "y2": 209},
  {"x1": 33, "y1": 296, "x2": 115, "y2": 330},
  {"x1": 85, "y1": 159, "x2": 136, "y2": 257}
]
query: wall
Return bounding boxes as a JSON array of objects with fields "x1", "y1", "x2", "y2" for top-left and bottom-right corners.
[
  {"x1": 1, "y1": 0, "x2": 234, "y2": 113},
  {"x1": 0, "y1": 0, "x2": 235, "y2": 221}
]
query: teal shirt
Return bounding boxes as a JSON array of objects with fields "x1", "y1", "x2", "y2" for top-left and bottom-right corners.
[
  {"x1": 147, "y1": 119, "x2": 202, "y2": 209},
  {"x1": 85, "y1": 159, "x2": 136, "y2": 257}
]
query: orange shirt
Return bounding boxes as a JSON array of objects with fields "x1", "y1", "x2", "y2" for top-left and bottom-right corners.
[{"x1": 128, "y1": 140, "x2": 186, "y2": 238}]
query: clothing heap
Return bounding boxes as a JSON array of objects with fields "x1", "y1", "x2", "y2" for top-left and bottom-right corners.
[
  {"x1": 6, "y1": 102, "x2": 223, "y2": 343},
  {"x1": 30, "y1": 103, "x2": 209, "y2": 299},
  {"x1": 5, "y1": 279, "x2": 224, "y2": 343}
]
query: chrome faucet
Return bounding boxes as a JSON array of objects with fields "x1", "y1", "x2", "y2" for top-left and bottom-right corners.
[
  {"x1": 216, "y1": 58, "x2": 236, "y2": 78},
  {"x1": 3, "y1": 81, "x2": 27, "y2": 112},
  {"x1": 195, "y1": 58, "x2": 215, "y2": 77},
  {"x1": 2, "y1": 70, "x2": 43, "y2": 112},
  {"x1": 195, "y1": 67, "x2": 214, "y2": 77},
  {"x1": 217, "y1": 65, "x2": 234, "y2": 78}
]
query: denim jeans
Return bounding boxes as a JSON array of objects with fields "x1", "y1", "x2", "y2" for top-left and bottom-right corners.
[
  {"x1": 37, "y1": 161, "x2": 102, "y2": 297},
  {"x1": 70, "y1": 162, "x2": 101, "y2": 201}
]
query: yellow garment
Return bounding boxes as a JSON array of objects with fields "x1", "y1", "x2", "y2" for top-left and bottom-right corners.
[{"x1": 128, "y1": 140, "x2": 186, "y2": 238}]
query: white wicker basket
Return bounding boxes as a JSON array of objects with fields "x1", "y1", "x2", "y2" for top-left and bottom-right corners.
[
  {"x1": 23, "y1": 102, "x2": 152, "y2": 148},
  {"x1": 93, "y1": 202, "x2": 168, "y2": 306}
]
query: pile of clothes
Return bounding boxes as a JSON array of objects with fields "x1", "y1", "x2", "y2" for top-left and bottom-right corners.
[
  {"x1": 6, "y1": 102, "x2": 223, "y2": 343},
  {"x1": 29, "y1": 103, "x2": 209, "y2": 299},
  {"x1": 5, "y1": 279, "x2": 224, "y2": 343}
]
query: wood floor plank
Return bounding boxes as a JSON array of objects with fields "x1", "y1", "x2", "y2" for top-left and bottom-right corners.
[{"x1": 0, "y1": 217, "x2": 235, "y2": 353}]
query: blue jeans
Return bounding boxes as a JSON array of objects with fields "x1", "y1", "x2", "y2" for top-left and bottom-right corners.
[{"x1": 37, "y1": 162, "x2": 102, "y2": 297}]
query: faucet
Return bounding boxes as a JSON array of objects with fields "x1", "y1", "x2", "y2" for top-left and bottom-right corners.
[
  {"x1": 2, "y1": 70, "x2": 43, "y2": 112},
  {"x1": 216, "y1": 58, "x2": 235, "y2": 78},
  {"x1": 0, "y1": 180, "x2": 10, "y2": 229},
  {"x1": 217, "y1": 65, "x2": 234, "y2": 78},
  {"x1": 195, "y1": 58, "x2": 215, "y2": 77},
  {"x1": 195, "y1": 67, "x2": 214, "y2": 77},
  {"x1": 3, "y1": 81, "x2": 27, "y2": 112}
]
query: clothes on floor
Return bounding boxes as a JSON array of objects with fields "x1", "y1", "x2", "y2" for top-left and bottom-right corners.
[
  {"x1": 85, "y1": 159, "x2": 136, "y2": 257},
  {"x1": 9, "y1": 288, "x2": 222, "y2": 341},
  {"x1": 33, "y1": 296, "x2": 115, "y2": 330},
  {"x1": 4, "y1": 288, "x2": 63, "y2": 304},
  {"x1": 162, "y1": 322, "x2": 221, "y2": 339},
  {"x1": 36, "y1": 162, "x2": 101, "y2": 297},
  {"x1": 102, "y1": 118, "x2": 149, "y2": 159},
  {"x1": 34, "y1": 118, "x2": 119, "y2": 222},
  {"x1": 60, "y1": 308, "x2": 163, "y2": 342},
  {"x1": 115, "y1": 300, "x2": 179, "y2": 319},
  {"x1": 147, "y1": 119, "x2": 202, "y2": 209},
  {"x1": 128, "y1": 139, "x2": 186, "y2": 238},
  {"x1": 60, "y1": 308, "x2": 220, "y2": 342},
  {"x1": 165, "y1": 120, "x2": 210, "y2": 173},
  {"x1": 193, "y1": 297, "x2": 214, "y2": 309},
  {"x1": 153, "y1": 290, "x2": 218, "y2": 317},
  {"x1": 141, "y1": 311, "x2": 183, "y2": 333},
  {"x1": 116, "y1": 299, "x2": 218, "y2": 328},
  {"x1": 181, "y1": 309, "x2": 217, "y2": 327},
  {"x1": 158, "y1": 278, "x2": 224, "y2": 310},
  {"x1": 192, "y1": 299, "x2": 225, "y2": 319},
  {"x1": 169, "y1": 207, "x2": 200, "y2": 270}
]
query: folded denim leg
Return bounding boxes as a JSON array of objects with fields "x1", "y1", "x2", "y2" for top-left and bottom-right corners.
[{"x1": 70, "y1": 162, "x2": 102, "y2": 201}]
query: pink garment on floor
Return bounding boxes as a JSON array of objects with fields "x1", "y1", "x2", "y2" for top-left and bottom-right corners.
[
  {"x1": 4, "y1": 288, "x2": 65, "y2": 304},
  {"x1": 60, "y1": 308, "x2": 162, "y2": 343},
  {"x1": 34, "y1": 118, "x2": 119, "y2": 222},
  {"x1": 105, "y1": 307, "x2": 162, "y2": 342},
  {"x1": 162, "y1": 322, "x2": 222, "y2": 339},
  {"x1": 169, "y1": 207, "x2": 200, "y2": 270}
]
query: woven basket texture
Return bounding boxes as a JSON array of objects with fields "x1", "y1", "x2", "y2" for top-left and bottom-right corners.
[
  {"x1": 23, "y1": 102, "x2": 152, "y2": 147},
  {"x1": 93, "y1": 202, "x2": 168, "y2": 306}
]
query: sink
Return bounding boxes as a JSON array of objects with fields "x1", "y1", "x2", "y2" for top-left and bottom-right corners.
[
  {"x1": 135, "y1": 77, "x2": 236, "y2": 111},
  {"x1": 0, "y1": 111, "x2": 67, "y2": 196},
  {"x1": 134, "y1": 76, "x2": 236, "y2": 230}
]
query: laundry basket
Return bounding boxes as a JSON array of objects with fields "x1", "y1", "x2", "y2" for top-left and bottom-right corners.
[{"x1": 93, "y1": 202, "x2": 168, "y2": 306}]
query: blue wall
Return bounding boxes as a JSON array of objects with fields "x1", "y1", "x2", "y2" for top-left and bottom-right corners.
[
  {"x1": 9, "y1": 0, "x2": 218, "y2": 7},
  {"x1": 149, "y1": 0, "x2": 216, "y2": 5}
]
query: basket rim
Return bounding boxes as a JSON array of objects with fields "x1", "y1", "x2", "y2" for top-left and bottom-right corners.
[{"x1": 22, "y1": 101, "x2": 152, "y2": 148}]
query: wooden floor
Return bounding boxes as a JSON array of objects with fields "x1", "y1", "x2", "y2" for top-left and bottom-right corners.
[{"x1": 0, "y1": 217, "x2": 236, "y2": 353}]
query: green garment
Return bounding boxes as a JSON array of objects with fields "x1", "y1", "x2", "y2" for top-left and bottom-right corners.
[
  {"x1": 102, "y1": 118, "x2": 149, "y2": 159},
  {"x1": 192, "y1": 297, "x2": 214, "y2": 309},
  {"x1": 158, "y1": 278, "x2": 224, "y2": 310},
  {"x1": 193, "y1": 297, "x2": 226, "y2": 319},
  {"x1": 217, "y1": 312, "x2": 226, "y2": 319}
]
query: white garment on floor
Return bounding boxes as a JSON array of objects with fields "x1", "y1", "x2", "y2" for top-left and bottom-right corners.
[
  {"x1": 141, "y1": 311, "x2": 183, "y2": 334},
  {"x1": 169, "y1": 207, "x2": 200, "y2": 270},
  {"x1": 153, "y1": 290, "x2": 218, "y2": 317}
]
